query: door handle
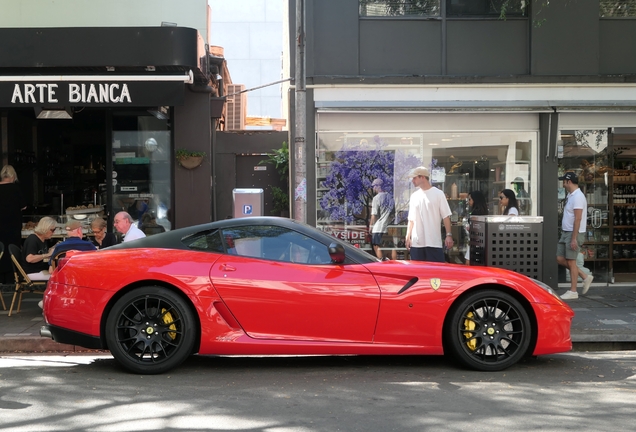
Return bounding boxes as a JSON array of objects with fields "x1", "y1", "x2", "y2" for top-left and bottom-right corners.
[
  {"x1": 221, "y1": 264, "x2": 236, "y2": 272},
  {"x1": 592, "y1": 208, "x2": 602, "y2": 229}
]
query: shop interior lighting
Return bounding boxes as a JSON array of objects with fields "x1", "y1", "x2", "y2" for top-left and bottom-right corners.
[{"x1": 34, "y1": 107, "x2": 73, "y2": 120}]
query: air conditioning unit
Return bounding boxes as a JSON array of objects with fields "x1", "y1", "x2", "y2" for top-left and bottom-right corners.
[{"x1": 226, "y1": 84, "x2": 247, "y2": 130}]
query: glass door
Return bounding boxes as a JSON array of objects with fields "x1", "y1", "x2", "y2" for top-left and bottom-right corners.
[
  {"x1": 111, "y1": 112, "x2": 171, "y2": 239},
  {"x1": 557, "y1": 130, "x2": 610, "y2": 285},
  {"x1": 610, "y1": 129, "x2": 636, "y2": 283}
]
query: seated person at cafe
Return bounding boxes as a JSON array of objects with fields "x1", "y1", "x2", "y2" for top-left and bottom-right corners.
[
  {"x1": 48, "y1": 219, "x2": 97, "y2": 271},
  {"x1": 114, "y1": 211, "x2": 146, "y2": 242},
  {"x1": 140, "y1": 212, "x2": 166, "y2": 236},
  {"x1": 22, "y1": 216, "x2": 58, "y2": 281},
  {"x1": 90, "y1": 217, "x2": 118, "y2": 249}
]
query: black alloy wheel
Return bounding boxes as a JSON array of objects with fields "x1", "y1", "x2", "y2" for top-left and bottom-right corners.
[
  {"x1": 445, "y1": 289, "x2": 531, "y2": 372},
  {"x1": 105, "y1": 286, "x2": 196, "y2": 374}
]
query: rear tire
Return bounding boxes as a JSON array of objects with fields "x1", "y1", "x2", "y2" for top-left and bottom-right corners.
[
  {"x1": 105, "y1": 286, "x2": 196, "y2": 374},
  {"x1": 444, "y1": 289, "x2": 531, "y2": 371}
]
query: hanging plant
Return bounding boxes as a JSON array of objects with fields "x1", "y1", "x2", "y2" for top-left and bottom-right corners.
[{"x1": 175, "y1": 149, "x2": 206, "y2": 169}]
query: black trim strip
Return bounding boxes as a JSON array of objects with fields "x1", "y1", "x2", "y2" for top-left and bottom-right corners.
[
  {"x1": 45, "y1": 324, "x2": 104, "y2": 350},
  {"x1": 397, "y1": 277, "x2": 419, "y2": 294}
]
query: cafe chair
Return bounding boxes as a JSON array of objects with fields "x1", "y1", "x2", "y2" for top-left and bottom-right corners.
[
  {"x1": 50, "y1": 250, "x2": 74, "y2": 271},
  {"x1": 0, "y1": 242, "x2": 5, "y2": 310},
  {"x1": 7, "y1": 244, "x2": 47, "y2": 317}
]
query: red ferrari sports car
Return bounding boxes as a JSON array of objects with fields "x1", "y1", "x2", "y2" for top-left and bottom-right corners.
[{"x1": 41, "y1": 217, "x2": 573, "y2": 374}]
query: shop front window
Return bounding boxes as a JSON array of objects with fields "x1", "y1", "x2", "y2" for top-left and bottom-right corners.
[
  {"x1": 112, "y1": 113, "x2": 171, "y2": 238},
  {"x1": 316, "y1": 130, "x2": 537, "y2": 262},
  {"x1": 558, "y1": 130, "x2": 611, "y2": 284}
]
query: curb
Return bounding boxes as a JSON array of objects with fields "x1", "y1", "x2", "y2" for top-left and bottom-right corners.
[{"x1": 0, "y1": 337, "x2": 105, "y2": 353}]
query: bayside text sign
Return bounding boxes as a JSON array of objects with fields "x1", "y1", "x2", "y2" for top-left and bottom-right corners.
[{"x1": 1, "y1": 81, "x2": 184, "y2": 107}]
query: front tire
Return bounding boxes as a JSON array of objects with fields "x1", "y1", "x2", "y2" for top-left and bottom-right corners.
[
  {"x1": 105, "y1": 286, "x2": 196, "y2": 374},
  {"x1": 445, "y1": 289, "x2": 531, "y2": 372}
]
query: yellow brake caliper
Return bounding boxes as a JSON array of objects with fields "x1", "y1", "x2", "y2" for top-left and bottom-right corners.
[
  {"x1": 162, "y1": 308, "x2": 177, "y2": 340},
  {"x1": 464, "y1": 312, "x2": 477, "y2": 351}
]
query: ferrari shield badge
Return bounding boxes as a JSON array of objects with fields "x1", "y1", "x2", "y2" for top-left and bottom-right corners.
[{"x1": 430, "y1": 278, "x2": 441, "y2": 291}]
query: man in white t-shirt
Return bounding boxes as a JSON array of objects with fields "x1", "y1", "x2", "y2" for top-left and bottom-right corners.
[
  {"x1": 557, "y1": 171, "x2": 593, "y2": 300},
  {"x1": 405, "y1": 166, "x2": 453, "y2": 262},
  {"x1": 114, "y1": 211, "x2": 146, "y2": 243}
]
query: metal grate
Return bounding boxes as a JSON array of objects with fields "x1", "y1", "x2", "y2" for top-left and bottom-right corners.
[{"x1": 469, "y1": 216, "x2": 543, "y2": 280}]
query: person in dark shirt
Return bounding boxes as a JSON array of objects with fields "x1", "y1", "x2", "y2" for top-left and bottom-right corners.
[
  {"x1": 48, "y1": 219, "x2": 97, "y2": 271},
  {"x1": 89, "y1": 217, "x2": 118, "y2": 249},
  {"x1": 22, "y1": 216, "x2": 57, "y2": 280},
  {"x1": 0, "y1": 165, "x2": 26, "y2": 283}
]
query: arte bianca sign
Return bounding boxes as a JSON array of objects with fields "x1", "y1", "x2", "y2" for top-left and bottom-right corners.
[
  {"x1": 0, "y1": 80, "x2": 185, "y2": 108},
  {"x1": 11, "y1": 83, "x2": 132, "y2": 104}
]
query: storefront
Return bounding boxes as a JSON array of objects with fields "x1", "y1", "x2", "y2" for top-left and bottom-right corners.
[
  {"x1": 0, "y1": 26, "x2": 215, "y2": 241},
  {"x1": 557, "y1": 114, "x2": 636, "y2": 285},
  {"x1": 1, "y1": 77, "x2": 187, "y2": 233},
  {"x1": 308, "y1": 86, "x2": 636, "y2": 287},
  {"x1": 314, "y1": 111, "x2": 539, "y2": 263}
]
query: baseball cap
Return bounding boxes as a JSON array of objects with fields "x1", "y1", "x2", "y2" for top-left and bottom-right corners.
[
  {"x1": 558, "y1": 171, "x2": 579, "y2": 184},
  {"x1": 65, "y1": 220, "x2": 83, "y2": 231},
  {"x1": 372, "y1": 179, "x2": 383, "y2": 186},
  {"x1": 410, "y1": 166, "x2": 430, "y2": 178},
  {"x1": 511, "y1": 177, "x2": 524, "y2": 184}
]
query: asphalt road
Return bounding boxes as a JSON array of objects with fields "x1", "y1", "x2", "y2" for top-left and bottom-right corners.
[{"x1": 1, "y1": 352, "x2": 635, "y2": 431}]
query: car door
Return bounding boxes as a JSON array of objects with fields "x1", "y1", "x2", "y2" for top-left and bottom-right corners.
[{"x1": 209, "y1": 225, "x2": 381, "y2": 343}]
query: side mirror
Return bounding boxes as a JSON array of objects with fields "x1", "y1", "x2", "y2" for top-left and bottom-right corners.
[{"x1": 328, "y1": 243, "x2": 345, "y2": 264}]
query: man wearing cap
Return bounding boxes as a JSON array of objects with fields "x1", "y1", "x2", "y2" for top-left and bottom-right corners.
[
  {"x1": 48, "y1": 219, "x2": 97, "y2": 272},
  {"x1": 557, "y1": 171, "x2": 593, "y2": 299},
  {"x1": 370, "y1": 178, "x2": 395, "y2": 260},
  {"x1": 405, "y1": 166, "x2": 453, "y2": 262}
]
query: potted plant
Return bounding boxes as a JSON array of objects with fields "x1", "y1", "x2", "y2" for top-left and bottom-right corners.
[
  {"x1": 175, "y1": 148, "x2": 206, "y2": 169},
  {"x1": 259, "y1": 142, "x2": 289, "y2": 217}
]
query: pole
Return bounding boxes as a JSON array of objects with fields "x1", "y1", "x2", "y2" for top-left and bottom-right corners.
[{"x1": 294, "y1": 0, "x2": 307, "y2": 223}]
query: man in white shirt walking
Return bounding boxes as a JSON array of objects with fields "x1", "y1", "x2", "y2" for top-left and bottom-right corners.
[{"x1": 557, "y1": 171, "x2": 593, "y2": 299}]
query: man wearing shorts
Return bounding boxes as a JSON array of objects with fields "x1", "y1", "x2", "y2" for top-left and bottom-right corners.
[
  {"x1": 557, "y1": 171, "x2": 593, "y2": 299},
  {"x1": 370, "y1": 179, "x2": 395, "y2": 260}
]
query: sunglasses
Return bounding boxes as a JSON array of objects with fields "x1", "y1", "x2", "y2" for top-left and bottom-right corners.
[{"x1": 499, "y1": 195, "x2": 505, "y2": 200}]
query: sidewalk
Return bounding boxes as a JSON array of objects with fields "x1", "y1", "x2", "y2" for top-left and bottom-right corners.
[{"x1": 1, "y1": 285, "x2": 636, "y2": 353}]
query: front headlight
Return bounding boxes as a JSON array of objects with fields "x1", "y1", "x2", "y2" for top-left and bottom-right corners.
[{"x1": 532, "y1": 278, "x2": 560, "y2": 299}]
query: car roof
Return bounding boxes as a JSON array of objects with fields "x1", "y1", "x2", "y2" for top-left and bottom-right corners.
[{"x1": 107, "y1": 217, "x2": 376, "y2": 263}]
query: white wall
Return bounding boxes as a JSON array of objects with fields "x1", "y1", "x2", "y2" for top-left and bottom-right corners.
[
  {"x1": 209, "y1": 0, "x2": 284, "y2": 120},
  {"x1": 0, "y1": 0, "x2": 209, "y2": 44}
]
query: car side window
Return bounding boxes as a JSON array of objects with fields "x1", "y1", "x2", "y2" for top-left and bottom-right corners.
[
  {"x1": 220, "y1": 225, "x2": 332, "y2": 264},
  {"x1": 182, "y1": 229, "x2": 225, "y2": 253}
]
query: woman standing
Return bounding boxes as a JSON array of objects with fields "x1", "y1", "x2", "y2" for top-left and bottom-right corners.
[
  {"x1": 0, "y1": 165, "x2": 26, "y2": 283},
  {"x1": 464, "y1": 191, "x2": 488, "y2": 265},
  {"x1": 500, "y1": 189, "x2": 520, "y2": 216}
]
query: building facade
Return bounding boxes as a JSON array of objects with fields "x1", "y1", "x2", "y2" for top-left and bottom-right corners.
[
  {"x1": 0, "y1": 0, "x2": 217, "y2": 234},
  {"x1": 288, "y1": 0, "x2": 636, "y2": 287}
]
